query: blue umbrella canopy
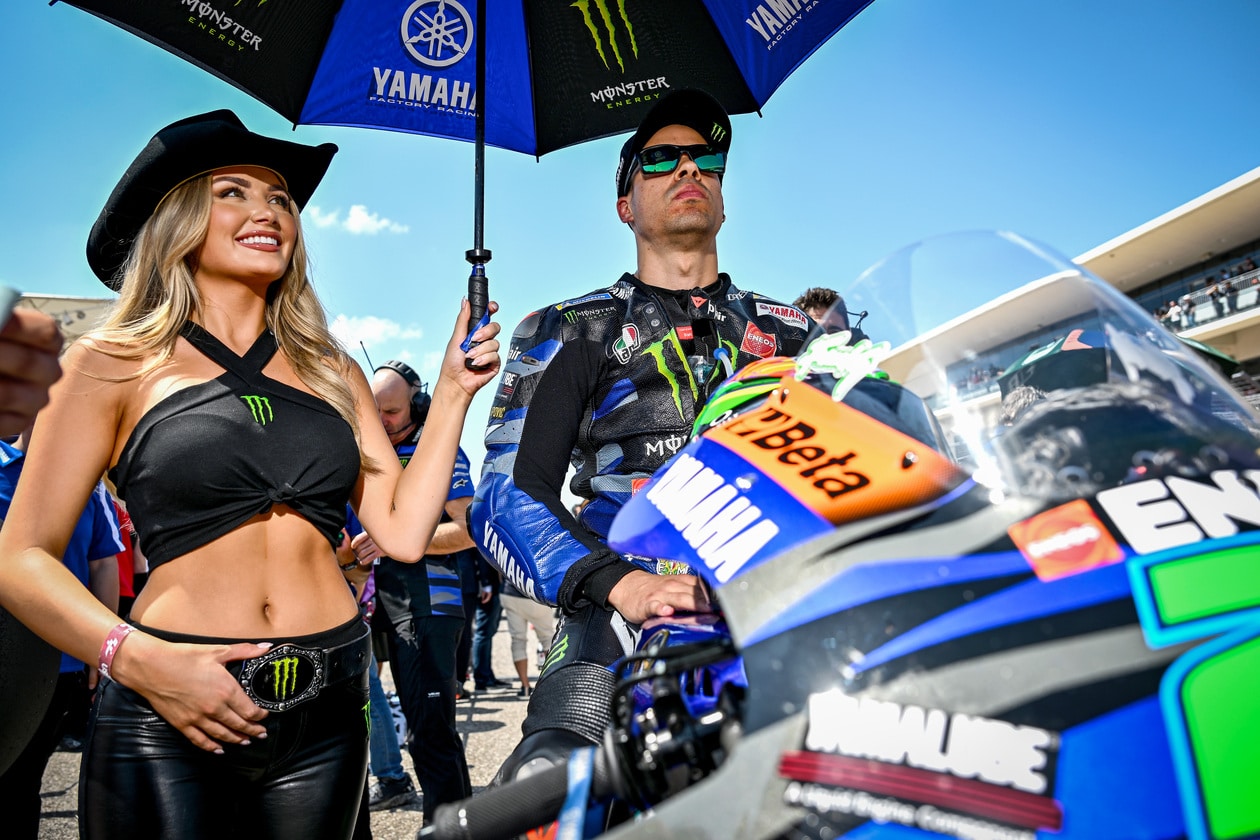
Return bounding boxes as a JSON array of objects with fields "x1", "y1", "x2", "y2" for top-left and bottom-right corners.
[
  {"x1": 53, "y1": 0, "x2": 874, "y2": 321},
  {"x1": 56, "y1": 0, "x2": 873, "y2": 155}
]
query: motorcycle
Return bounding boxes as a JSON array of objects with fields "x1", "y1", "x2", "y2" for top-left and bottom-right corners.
[{"x1": 422, "y1": 231, "x2": 1260, "y2": 840}]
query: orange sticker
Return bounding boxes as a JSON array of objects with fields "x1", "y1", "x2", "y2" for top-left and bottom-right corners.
[
  {"x1": 705, "y1": 378, "x2": 965, "y2": 524},
  {"x1": 525, "y1": 823, "x2": 557, "y2": 840},
  {"x1": 1008, "y1": 499, "x2": 1125, "y2": 581}
]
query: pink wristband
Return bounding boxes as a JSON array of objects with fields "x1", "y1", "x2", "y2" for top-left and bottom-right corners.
[{"x1": 98, "y1": 623, "x2": 135, "y2": 679}]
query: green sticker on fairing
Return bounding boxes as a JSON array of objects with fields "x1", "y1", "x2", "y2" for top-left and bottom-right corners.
[
  {"x1": 1128, "y1": 531, "x2": 1260, "y2": 840},
  {"x1": 794, "y1": 332, "x2": 892, "y2": 401}
]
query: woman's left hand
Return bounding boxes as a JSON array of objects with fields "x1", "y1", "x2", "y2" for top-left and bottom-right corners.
[{"x1": 443, "y1": 299, "x2": 502, "y2": 396}]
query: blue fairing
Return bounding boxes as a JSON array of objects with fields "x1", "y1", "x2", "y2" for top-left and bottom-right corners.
[
  {"x1": 608, "y1": 438, "x2": 833, "y2": 586},
  {"x1": 853, "y1": 561, "x2": 1135, "y2": 674}
]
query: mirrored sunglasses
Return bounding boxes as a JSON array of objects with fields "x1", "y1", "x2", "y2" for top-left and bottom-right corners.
[{"x1": 634, "y1": 144, "x2": 726, "y2": 179}]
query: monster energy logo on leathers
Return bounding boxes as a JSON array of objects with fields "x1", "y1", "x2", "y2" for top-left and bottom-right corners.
[
  {"x1": 271, "y1": 656, "x2": 300, "y2": 701},
  {"x1": 241, "y1": 394, "x2": 273, "y2": 425},
  {"x1": 540, "y1": 633, "x2": 569, "y2": 675},
  {"x1": 571, "y1": 0, "x2": 638, "y2": 72}
]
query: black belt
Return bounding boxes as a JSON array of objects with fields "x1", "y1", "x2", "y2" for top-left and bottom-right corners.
[{"x1": 232, "y1": 626, "x2": 370, "y2": 712}]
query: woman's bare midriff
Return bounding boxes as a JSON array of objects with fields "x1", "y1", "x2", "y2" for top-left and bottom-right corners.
[{"x1": 128, "y1": 507, "x2": 358, "y2": 639}]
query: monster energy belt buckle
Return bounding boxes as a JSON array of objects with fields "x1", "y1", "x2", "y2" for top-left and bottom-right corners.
[{"x1": 238, "y1": 644, "x2": 324, "y2": 712}]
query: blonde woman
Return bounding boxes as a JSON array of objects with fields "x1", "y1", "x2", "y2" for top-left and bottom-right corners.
[{"x1": 0, "y1": 110, "x2": 500, "y2": 840}]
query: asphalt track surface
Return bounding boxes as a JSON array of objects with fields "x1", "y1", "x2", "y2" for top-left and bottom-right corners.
[{"x1": 36, "y1": 615, "x2": 537, "y2": 839}]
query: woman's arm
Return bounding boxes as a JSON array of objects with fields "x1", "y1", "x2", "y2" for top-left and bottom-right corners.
[
  {"x1": 0, "y1": 340, "x2": 133, "y2": 665},
  {"x1": 0, "y1": 341, "x2": 270, "y2": 753},
  {"x1": 351, "y1": 299, "x2": 500, "y2": 561}
]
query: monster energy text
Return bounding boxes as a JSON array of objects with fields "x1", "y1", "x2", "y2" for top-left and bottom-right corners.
[
  {"x1": 241, "y1": 394, "x2": 273, "y2": 425},
  {"x1": 181, "y1": 0, "x2": 263, "y2": 51}
]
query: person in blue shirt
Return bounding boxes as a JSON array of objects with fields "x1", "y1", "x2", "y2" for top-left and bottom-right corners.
[
  {"x1": 343, "y1": 360, "x2": 478, "y2": 824},
  {"x1": 0, "y1": 429, "x2": 123, "y2": 839}
]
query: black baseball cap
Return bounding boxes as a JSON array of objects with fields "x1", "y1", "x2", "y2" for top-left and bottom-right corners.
[
  {"x1": 87, "y1": 109, "x2": 338, "y2": 290},
  {"x1": 615, "y1": 89, "x2": 732, "y2": 198}
]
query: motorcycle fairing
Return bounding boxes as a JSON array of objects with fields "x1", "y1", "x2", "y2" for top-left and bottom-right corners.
[{"x1": 607, "y1": 436, "x2": 833, "y2": 586}]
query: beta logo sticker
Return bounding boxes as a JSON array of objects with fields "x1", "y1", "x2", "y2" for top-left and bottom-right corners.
[
  {"x1": 705, "y1": 382, "x2": 964, "y2": 524},
  {"x1": 1007, "y1": 499, "x2": 1124, "y2": 581},
  {"x1": 740, "y1": 321, "x2": 777, "y2": 358}
]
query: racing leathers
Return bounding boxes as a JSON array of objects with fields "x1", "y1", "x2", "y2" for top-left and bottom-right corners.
[
  {"x1": 473, "y1": 272, "x2": 809, "y2": 612},
  {"x1": 470, "y1": 273, "x2": 809, "y2": 773}
]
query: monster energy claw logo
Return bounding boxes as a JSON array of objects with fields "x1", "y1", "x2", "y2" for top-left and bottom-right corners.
[
  {"x1": 572, "y1": 0, "x2": 638, "y2": 73},
  {"x1": 540, "y1": 633, "x2": 569, "y2": 675},
  {"x1": 241, "y1": 394, "x2": 273, "y2": 425},
  {"x1": 271, "y1": 656, "x2": 300, "y2": 701}
]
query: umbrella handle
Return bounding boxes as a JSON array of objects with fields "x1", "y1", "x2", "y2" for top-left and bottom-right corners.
[{"x1": 463, "y1": 259, "x2": 491, "y2": 370}]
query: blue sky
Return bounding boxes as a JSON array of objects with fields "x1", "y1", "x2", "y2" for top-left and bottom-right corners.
[{"x1": 3, "y1": 0, "x2": 1258, "y2": 473}]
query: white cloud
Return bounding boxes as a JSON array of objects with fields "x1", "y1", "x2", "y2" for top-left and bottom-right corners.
[
  {"x1": 305, "y1": 205, "x2": 341, "y2": 229},
  {"x1": 305, "y1": 204, "x2": 409, "y2": 235},
  {"x1": 345, "y1": 205, "x2": 409, "y2": 235},
  {"x1": 329, "y1": 314, "x2": 424, "y2": 353}
]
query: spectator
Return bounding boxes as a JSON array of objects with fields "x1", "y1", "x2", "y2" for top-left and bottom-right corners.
[
  {"x1": 1224, "y1": 278, "x2": 1238, "y2": 313},
  {"x1": 792, "y1": 287, "x2": 839, "y2": 322},
  {"x1": 0, "y1": 427, "x2": 123, "y2": 840},
  {"x1": 500, "y1": 578, "x2": 557, "y2": 699},
  {"x1": 454, "y1": 550, "x2": 479, "y2": 699},
  {"x1": 1180, "y1": 292, "x2": 1196, "y2": 328},
  {"x1": 1207, "y1": 280, "x2": 1223, "y2": 318},
  {"x1": 353, "y1": 360, "x2": 478, "y2": 824},
  {"x1": 472, "y1": 561, "x2": 509, "y2": 692},
  {"x1": 1164, "y1": 299, "x2": 1182, "y2": 331},
  {"x1": 341, "y1": 507, "x2": 417, "y2": 816},
  {"x1": 0, "y1": 306, "x2": 62, "y2": 436}
]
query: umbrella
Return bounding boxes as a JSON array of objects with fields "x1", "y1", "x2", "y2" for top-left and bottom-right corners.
[{"x1": 51, "y1": 0, "x2": 875, "y2": 326}]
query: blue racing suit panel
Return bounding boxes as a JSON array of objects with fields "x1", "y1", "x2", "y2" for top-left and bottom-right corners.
[{"x1": 472, "y1": 273, "x2": 810, "y2": 612}]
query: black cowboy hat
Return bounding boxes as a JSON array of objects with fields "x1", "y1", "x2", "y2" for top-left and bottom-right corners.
[{"x1": 86, "y1": 109, "x2": 337, "y2": 290}]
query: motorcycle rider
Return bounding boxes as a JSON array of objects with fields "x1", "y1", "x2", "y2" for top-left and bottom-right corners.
[{"x1": 471, "y1": 89, "x2": 811, "y2": 779}]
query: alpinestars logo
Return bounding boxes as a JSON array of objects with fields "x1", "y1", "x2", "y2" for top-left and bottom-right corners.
[
  {"x1": 241, "y1": 395, "x2": 273, "y2": 425},
  {"x1": 402, "y1": 0, "x2": 474, "y2": 68},
  {"x1": 572, "y1": 0, "x2": 638, "y2": 73},
  {"x1": 270, "y1": 656, "x2": 301, "y2": 701}
]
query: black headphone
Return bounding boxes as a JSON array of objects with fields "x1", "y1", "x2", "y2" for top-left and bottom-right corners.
[{"x1": 375, "y1": 360, "x2": 431, "y2": 427}]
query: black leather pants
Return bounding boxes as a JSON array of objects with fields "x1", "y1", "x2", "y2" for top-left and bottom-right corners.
[{"x1": 79, "y1": 619, "x2": 370, "y2": 840}]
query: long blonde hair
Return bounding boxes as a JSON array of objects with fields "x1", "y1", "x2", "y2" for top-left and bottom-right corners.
[{"x1": 88, "y1": 174, "x2": 374, "y2": 472}]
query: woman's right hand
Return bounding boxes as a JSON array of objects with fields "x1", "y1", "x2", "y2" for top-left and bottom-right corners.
[{"x1": 112, "y1": 631, "x2": 272, "y2": 753}]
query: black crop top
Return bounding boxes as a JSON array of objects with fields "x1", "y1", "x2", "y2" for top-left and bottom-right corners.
[{"x1": 109, "y1": 322, "x2": 361, "y2": 570}]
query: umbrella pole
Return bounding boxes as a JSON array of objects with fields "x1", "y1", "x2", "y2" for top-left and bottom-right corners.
[{"x1": 465, "y1": 0, "x2": 490, "y2": 356}]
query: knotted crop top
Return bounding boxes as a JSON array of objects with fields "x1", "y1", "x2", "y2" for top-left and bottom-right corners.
[{"x1": 109, "y1": 321, "x2": 361, "y2": 570}]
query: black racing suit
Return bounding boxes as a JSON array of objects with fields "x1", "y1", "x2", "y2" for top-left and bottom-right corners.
[{"x1": 470, "y1": 273, "x2": 809, "y2": 777}]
